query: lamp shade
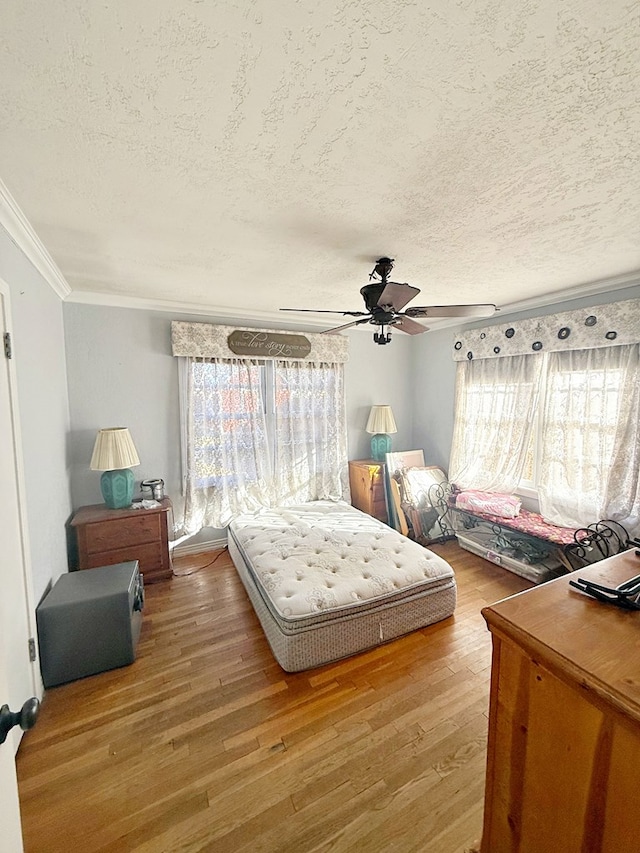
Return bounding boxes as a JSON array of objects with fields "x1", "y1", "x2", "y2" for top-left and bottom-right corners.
[
  {"x1": 365, "y1": 405, "x2": 397, "y2": 436},
  {"x1": 90, "y1": 428, "x2": 140, "y2": 471}
]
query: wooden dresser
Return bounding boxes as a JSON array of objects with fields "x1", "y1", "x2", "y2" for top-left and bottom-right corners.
[
  {"x1": 480, "y1": 549, "x2": 640, "y2": 852},
  {"x1": 348, "y1": 459, "x2": 388, "y2": 523},
  {"x1": 70, "y1": 498, "x2": 173, "y2": 583}
]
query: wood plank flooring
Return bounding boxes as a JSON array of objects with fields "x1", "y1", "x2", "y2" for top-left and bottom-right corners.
[{"x1": 16, "y1": 542, "x2": 532, "y2": 853}]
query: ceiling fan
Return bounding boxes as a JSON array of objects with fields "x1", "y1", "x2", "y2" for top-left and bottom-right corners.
[{"x1": 280, "y1": 257, "x2": 498, "y2": 345}]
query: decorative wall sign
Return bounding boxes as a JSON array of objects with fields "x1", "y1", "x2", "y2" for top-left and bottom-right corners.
[
  {"x1": 227, "y1": 330, "x2": 311, "y2": 358},
  {"x1": 171, "y1": 321, "x2": 349, "y2": 363},
  {"x1": 452, "y1": 297, "x2": 640, "y2": 361}
]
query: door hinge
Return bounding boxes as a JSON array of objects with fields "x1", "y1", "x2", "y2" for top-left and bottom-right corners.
[
  {"x1": 28, "y1": 638, "x2": 37, "y2": 662},
  {"x1": 3, "y1": 332, "x2": 11, "y2": 359}
]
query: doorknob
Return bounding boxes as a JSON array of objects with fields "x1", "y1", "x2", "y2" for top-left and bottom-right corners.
[{"x1": 0, "y1": 697, "x2": 40, "y2": 745}]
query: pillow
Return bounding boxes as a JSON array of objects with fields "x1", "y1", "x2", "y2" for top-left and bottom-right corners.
[{"x1": 455, "y1": 489, "x2": 522, "y2": 518}]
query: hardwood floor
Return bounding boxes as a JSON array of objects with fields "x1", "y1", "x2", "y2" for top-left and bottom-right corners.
[{"x1": 16, "y1": 542, "x2": 532, "y2": 853}]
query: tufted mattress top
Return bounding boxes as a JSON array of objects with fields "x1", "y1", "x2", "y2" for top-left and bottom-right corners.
[{"x1": 228, "y1": 500, "x2": 455, "y2": 627}]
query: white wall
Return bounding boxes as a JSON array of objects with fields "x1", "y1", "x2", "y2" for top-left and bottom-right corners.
[
  {"x1": 412, "y1": 283, "x2": 640, "y2": 474},
  {"x1": 63, "y1": 304, "x2": 416, "y2": 545},
  {"x1": 0, "y1": 226, "x2": 71, "y2": 601}
]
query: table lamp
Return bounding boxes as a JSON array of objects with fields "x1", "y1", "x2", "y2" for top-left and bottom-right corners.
[
  {"x1": 90, "y1": 427, "x2": 141, "y2": 509},
  {"x1": 365, "y1": 405, "x2": 397, "y2": 462}
]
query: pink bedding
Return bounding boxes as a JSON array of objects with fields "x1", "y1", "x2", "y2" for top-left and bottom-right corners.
[
  {"x1": 451, "y1": 495, "x2": 578, "y2": 546},
  {"x1": 455, "y1": 490, "x2": 521, "y2": 519}
]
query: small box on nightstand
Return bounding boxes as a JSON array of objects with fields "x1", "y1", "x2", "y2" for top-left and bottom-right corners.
[{"x1": 36, "y1": 561, "x2": 144, "y2": 688}]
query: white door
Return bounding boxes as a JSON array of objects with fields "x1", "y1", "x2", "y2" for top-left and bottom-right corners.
[
  {"x1": 0, "y1": 282, "x2": 40, "y2": 852},
  {"x1": 0, "y1": 670, "x2": 24, "y2": 853}
]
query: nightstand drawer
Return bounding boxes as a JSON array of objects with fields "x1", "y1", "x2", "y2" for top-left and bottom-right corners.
[
  {"x1": 83, "y1": 542, "x2": 164, "y2": 574},
  {"x1": 85, "y1": 514, "x2": 161, "y2": 553}
]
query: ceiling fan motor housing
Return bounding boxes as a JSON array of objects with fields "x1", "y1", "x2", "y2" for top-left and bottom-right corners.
[{"x1": 360, "y1": 283, "x2": 388, "y2": 313}]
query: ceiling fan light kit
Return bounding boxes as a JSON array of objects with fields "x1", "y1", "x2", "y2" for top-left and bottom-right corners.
[{"x1": 280, "y1": 258, "x2": 498, "y2": 345}]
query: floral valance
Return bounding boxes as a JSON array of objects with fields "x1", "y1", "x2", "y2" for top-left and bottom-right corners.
[
  {"x1": 171, "y1": 321, "x2": 349, "y2": 363},
  {"x1": 452, "y1": 297, "x2": 640, "y2": 361}
]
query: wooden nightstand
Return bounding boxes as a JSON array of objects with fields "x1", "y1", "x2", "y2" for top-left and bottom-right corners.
[
  {"x1": 70, "y1": 498, "x2": 173, "y2": 583},
  {"x1": 348, "y1": 459, "x2": 388, "y2": 523}
]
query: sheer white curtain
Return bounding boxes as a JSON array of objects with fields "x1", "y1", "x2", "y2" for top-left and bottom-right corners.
[
  {"x1": 182, "y1": 358, "x2": 274, "y2": 533},
  {"x1": 273, "y1": 360, "x2": 349, "y2": 505},
  {"x1": 539, "y1": 344, "x2": 640, "y2": 534},
  {"x1": 603, "y1": 344, "x2": 640, "y2": 537},
  {"x1": 449, "y1": 354, "x2": 542, "y2": 492}
]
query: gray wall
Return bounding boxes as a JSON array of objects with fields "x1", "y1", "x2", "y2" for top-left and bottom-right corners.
[
  {"x1": 0, "y1": 226, "x2": 72, "y2": 601},
  {"x1": 344, "y1": 329, "x2": 414, "y2": 459},
  {"x1": 64, "y1": 282, "x2": 640, "y2": 552},
  {"x1": 63, "y1": 304, "x2": 416, "y2": 545},
  {"x1": 412, "y1": 282, "x2": 640, "y2": 473}
]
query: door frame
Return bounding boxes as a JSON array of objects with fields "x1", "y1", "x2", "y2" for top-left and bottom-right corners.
[{"x1": 1, "y1": 277, "x2": 42, "y2": 716}]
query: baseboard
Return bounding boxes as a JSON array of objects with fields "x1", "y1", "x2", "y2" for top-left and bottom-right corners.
[{"x1": 171, "y1": 535, "x2": 228, "y2": 558}]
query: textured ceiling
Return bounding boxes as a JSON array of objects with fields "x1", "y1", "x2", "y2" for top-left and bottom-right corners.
[{"x1": 1, "y1": 0, "x2": 639, "y2": 328}]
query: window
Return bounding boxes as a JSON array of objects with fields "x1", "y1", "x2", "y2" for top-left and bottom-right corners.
[
  {"x1": 450, "y1": 343, "x2": 640, "y2": 532},
  {"x1": 179, "y1": 356, "x2": 348, "y2": 533},
  {"x1": 272, "y1": 361, "x2": 347, "y2": 504},
  {"x1": 521, "y1": 354, "x2": 625, "y2": 488},
  {"x1": 449, "y1": 354, "x2": 542, "y2": 494},
  {"x1": 189, "y1": 359, "x2": 267, "y2": 489},
  {"x1": 536, "y1": 347, "x2": 632, "y2": 526}
]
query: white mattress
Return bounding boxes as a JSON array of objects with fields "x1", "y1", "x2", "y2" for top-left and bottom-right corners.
[{"x1": 228, "y1": 501, "x2": 457, "y2": 670}]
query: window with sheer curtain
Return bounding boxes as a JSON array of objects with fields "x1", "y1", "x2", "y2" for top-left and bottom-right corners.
[
  {"x1": 180, "y1": 356, "x2": 348, "y2": 534},
  {"x1": 449, "y1": 344, "x2": 640, "y2": 536},
  {"x1": 449, "y1": 354, "x2": 543, "y2": 494}
]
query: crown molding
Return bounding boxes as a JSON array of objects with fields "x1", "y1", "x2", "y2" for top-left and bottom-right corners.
[
  {"x1": 414, "y1": 269, "x2": 640, "y2": 333},
  {"x1": 0, "y1": 179, "x2": 71, "y2": 299},
  {"x1": 64, "y1": 288, "x2": 338, "y2": 329},
  {"x1": 63, "y1": 268, "x2": 640, "y2": 332},
  {"x1": 65, "y1": 271, "x2": 640, "y2": 332},
  {"x1": 496, "y1": 269, "x2": 640, "y2": 316}
]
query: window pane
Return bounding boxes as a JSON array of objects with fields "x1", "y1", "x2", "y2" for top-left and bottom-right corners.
[
  {"x1": 449, "y1": 355, "x2": 541, "y2": 492},
  {"x1": 190, "y1": 359, "x2": 266, "y2": 488},
  {"x1": 538, "y1": 346, "x2": 629, "y2": 525},
  {"x1": 273, "y1": 361, "x2": 347, "y2": 504}
]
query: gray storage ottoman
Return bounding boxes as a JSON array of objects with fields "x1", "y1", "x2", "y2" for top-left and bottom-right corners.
[{"x1": 36, "y1": 561, "x2": 144, "y2": 687}]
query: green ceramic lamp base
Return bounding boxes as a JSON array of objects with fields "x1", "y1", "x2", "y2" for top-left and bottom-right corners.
[
  {"x1": 370, "y1": 433, "x2": 392, "y2": 462},
  {"x1": 100, "y1": 468, "x2": 135, "y2": 509}
]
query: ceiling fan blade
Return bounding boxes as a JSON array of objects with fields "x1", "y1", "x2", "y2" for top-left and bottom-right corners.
[
  {"x1": 280, "y1": 308, "x2": 368, "y2": 316},
  {"x1": 404, "y1": 303, "x2": 497, "y2": 318},
  {"x1": 393, "y1": 316, "x2": 429, "y2": 335},
  {"x1": 376, "y1": 282, "x2": 421, "y2": 312},
  {"x1": 322, "y1": 317, "x2": 372, "y2": 335}
]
